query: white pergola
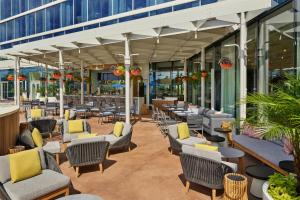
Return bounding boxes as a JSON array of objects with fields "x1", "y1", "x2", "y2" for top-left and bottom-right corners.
[{"x1": 0, "y1": 0, "x2": 272, "y2": 123}]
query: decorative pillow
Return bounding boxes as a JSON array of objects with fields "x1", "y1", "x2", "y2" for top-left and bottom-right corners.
[
  {"x1": 9, "y1": 149, "x2": 42, "y2": 183},
  {"x1": 31, "y1": 128, "x2": 43, "y2": 147},
  {"x1": 68, "y1": 120, "x2": 84, "y2": 133},
  {"x1": 283, "y1": 137, "x2": 293, "y2": 155},
  {"x1": 20, "y1": 129, "x2": 35, "y2": 148},
  {"x1": 195, "y1": 144, "x2": 218, "y2": 151},
  {"x1": 78, "y1": 134, "x2": 97, "y2": 139},
  {"x1": 65, "y1": 110, "x2": 70, "y2": 121},
  {"x1": 113, "y1": 122, "x2": 124, "y2": 137},
  {"x1": 177, "y1": 123, "x2": 190, "y2": 140},
  {"x1": 31, "y1": 109, "x2": 42, "y2": 119},
  {"x1": 221, "y1": 121, "x2": 232, "y2": 129},
  {"x1": 242, "y1": 124, "x2": 265, "y2": 139}
]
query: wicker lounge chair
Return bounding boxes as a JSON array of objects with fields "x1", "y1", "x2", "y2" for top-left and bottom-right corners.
[
  {"x1": 28, "y1": 119, "x2": 57, "y2": 138},
  {"x1": 61, "y1": 120, "x2": 91, "y2": 143}
]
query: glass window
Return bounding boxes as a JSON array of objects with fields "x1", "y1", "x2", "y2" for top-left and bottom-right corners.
[
  {"x1": 214, "y1": 45, "x2": 221, "y2": 111},
  {"x1": 113, "y1": 0, "x2": 132, "y2": 14},
  {"x1": 61, "y1": 0, "x2": 73, "y2": 27},
  {"x1": 20, "y1": 0, "x2": 28, "y2": 13},
  {"x1": 15, "y1": 16, "x2": 26, "y2": 38},
  {"x1": 205, "y1": 48, "x2": 213, "y2": 108},
  {"x1": 46, "y1": 4, "x2": 60, "y2": 31},
  {"x1": 26, "y1": 13, "x2": 35, "y2": 36},
  {"x1": 74, "y1": 0, "x2": 87, "y2": 24},
  {"x1": 12, "y1": 0, "x2": 20, "y2": 15},
  {"x1": 1, "y1": 0, "x2": 12, "y2": 19},
  {"x1": 101, "y1": 0, "x2": 112, "y2": 17},
  {"x1": 6, "y1": 20, "x2": 14, "y2": 40},
  {"x1": 134, "y1": 0, "x2": 148, "y2": 9},
  {"x1": 36, "y1": 9, "x2": 45, "y2": 33},
  {"x1": 88, "y1": 0, "x2": 101, "y2": 20},
  {"x1": 29, "y1": 0, "x2": 42, "y2": 9},
  {"x1": 0, "y1": 23, "x2": 6, "y2": 42}
]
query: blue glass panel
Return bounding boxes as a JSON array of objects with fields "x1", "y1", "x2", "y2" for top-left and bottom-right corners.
[
  {"x1": 201, "y1": 0, "x2": 217, "y2": 5},
  {"x1": 43, "y1": 33, "x2": 53, "y2": 39},
  {"x1": 46, "y1": 4, "x2": 60, "y2": 31},
  {"x1": 53, "y1": 31, "x2": 64, "y2": 36},
  {"x1": 84, "y1": 23, "x2": 99, "y2": 30},
  {"x1": 174, "y1": 1, "x2": 199, "y2": 11},
  {"x1": 20, "y1": 0, "x2": 28, "y2": 13},
  {"x1": 156, "y1": 0, "x2": 173, "y2": 4},
  {"x1": 29, "y1": 0, "x2": 42, "y2": 9},
  {"x1": 0, "y1": 23, "x2": 6, "y2": 42},
  {"x1": 19, "y1": 39, "x2": 28, "y2": 44},
  {"x1": 36, "y1": 9, "x2": 45, "y2": 33},
  {"x1": 100, "y1": 19, "x2": 118, "y2": 26},
  {"x1": 1, "y1": 43, "x2": 13, "y2": 50},
  {"x1": 1, "y1": 0, "x2": 12, "y2": 19},
  {"x1": 43, "y1": 0, "x2": 52, "y2": 4},
  {"x1": 26, "y1": 13, "x2": 35, "y2": 36},
  {"x1": 65, "y1": 27, "x2": 83, "y2": 34},
  {"x1": 6, "y1": 21, "x2": 14, "y2": 40},
  {"x1": 15, "y1": 16, "x2": 26, "y2": 38},
  {"x1": 134, "y1": 0, "x2": 153, "y2": 9},
  {"x1": 113, "y1": 0, "x2": 132, "y2": 14},
  {"x1": 28, "y1": 36, "x2": 42, "y2": 42},
  {"x1": 12, "y1": 0, "x2": 20, "y2": 15},
  {"x1": 88, "y1": 0, "x2": 101, "y2": 20},
  {"x1": 119, "y1": 12, "x2": 148, "y2": 22},
  {"x1": 101, "y1": 0, "x2": 112, "y2": 17},
  {"x1": 74, "y1": 0, "x2": 87, "y2": 24},
  {"x1": 150, "y1": 7, "x2": 172, "y2": 16},
  {"x1": 61, "y1": 0, "x2": 73, "y2": 27}
]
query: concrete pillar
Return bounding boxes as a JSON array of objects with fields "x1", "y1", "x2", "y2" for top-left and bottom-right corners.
[
  {"x1": 45, "y1": 64, "x2": 48, "y2": 100},
  {"x1": 80, "y1": 60, "x2": 84, "y2": 104},
  {"x1": 59, "y1": 50, "x2": 64, "y2": 119},
  {"x1": 14, "y1": 57, "x2": 20, "y2": 106},
  {"x1": 211, "y1": 68, "x2": 215, "y2": 110},
  {"x1": 183, "y1": 58, "x2": 187, "y2": 102},
  {"x1": 124, "y1": 37, "x2": 131, "y2": 124},
  {"x1": 201, "y1": 48, "x2": 205, "y2": 107},
  {"x1": 239, "y1": 12, "x2": 247, "y2": 123}
]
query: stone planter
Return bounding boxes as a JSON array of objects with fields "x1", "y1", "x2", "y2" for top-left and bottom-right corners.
[{"x1": 262, "y1": 182, "x2": 273, "y2": 200}]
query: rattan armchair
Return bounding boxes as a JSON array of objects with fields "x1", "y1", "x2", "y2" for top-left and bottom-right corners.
[
  {"x1": 65, "y1": 139, "x2": 110, "y2": 177},
  {"x1": 29, "y1": 119, "x2": 57, "y2": 138}
]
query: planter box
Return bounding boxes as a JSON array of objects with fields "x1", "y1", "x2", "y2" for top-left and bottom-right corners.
[{"x1": 263, "y1": 182, "x2": 273, "y2": 200}]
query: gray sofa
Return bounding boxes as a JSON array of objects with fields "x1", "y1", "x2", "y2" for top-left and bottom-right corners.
[
  {"x1": 0, "y1": 150, "x2": 70, "y2": 200},
  {"x1": 167, "y1": 124, "x2": 206, "y2": 154},
  {"x1": 61, "y1": 120, "x2": 91, "y2": 143}
]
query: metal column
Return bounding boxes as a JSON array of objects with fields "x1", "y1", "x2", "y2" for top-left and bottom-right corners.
[
  {"x1": 45, "y1": 64, "x2": 48, "y2": 101},
  {"x1": 183, "y1": 58, "x2": 187, "y2": 102},
  {"x1": 201, "y1": 48, "x2": 205, "y2": 107},
  {"x1": 59, "y1": 50, "x2": 64, "y2": 119},
  {"x1": 124, "y1": 37, "x2": 131, "y2": 124},
  {"x1": 239, "y1": 12, "x2": 247, "y2": 122},
  {"x1": 80, "y1": 60, "x2": 84, "y2": 104},
  {"x1": 14, "y1": 57, "x2": 20, "y2": 106}
]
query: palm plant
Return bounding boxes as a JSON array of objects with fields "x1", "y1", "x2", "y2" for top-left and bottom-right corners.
[{"x1": 245, "y1": 75, "x2": 300, "y2": 193}]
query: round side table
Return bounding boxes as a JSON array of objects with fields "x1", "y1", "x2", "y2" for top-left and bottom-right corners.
[
  {"x1": 214, "y1": 128, "x2": 232, "y2": 146},
  {"x1": 279, "y1": 160, "x2": 295, "y2": 174},
  {"x1": 219, "y1": 147, "x2": 245, "y2": 173},
  {"x1": 205, "y1": 135, "x2": 225, "y2": 147}
]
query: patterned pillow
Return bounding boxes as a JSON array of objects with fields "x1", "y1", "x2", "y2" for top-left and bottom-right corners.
[
  {"x1": 283, "y1": 137, "x2": 293, "y2": 155},
  {"x1": 242, "y1": 124, "x2": 266, "y2": 139}
]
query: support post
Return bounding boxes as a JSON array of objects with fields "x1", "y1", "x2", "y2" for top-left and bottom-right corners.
[
  {"x1": 45, "y1": 64, "x2": 48, "y2": 101},
  {"x1": 59, "y1": 50, "x2": 64, "y2": 119},
  {"x1": 183, "y1": 58, "x2": 187, "y2": 102},
  {"x1": 80, "y1": 60, "x2": 84, "y2": 104},
  {"x1": 239, "y1": 12, "x2": 247, "y2": 124},
  {"x1": 14, "y1": 57, "x2": 20, "y2": 106},
  {"x1": 124, "y1": 37, "x2": 131, "y2": 124},
  {"x1": 201, "y1": 48, "x2": 205, "y2": 107},
  {"x1": 211, "y1": 68, "x2": 215, "y2": 110}
]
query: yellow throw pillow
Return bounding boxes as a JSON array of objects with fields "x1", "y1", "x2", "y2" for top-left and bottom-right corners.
[
  {"x1": 113, "y1": 122, "x2": 124, "y2": 137},
  {"x1": 78, "y1": 134, "x2": 97, "y2": 139},
  {"x1": 65, "y1": 110, "x2": 70, "y2": 121},
  {"x1": 195, "y1": 144, "x2": 218, "y2": 151},
  {"x1": 177, "y1": 123, "x2": 190, "y2": 140},
  {"x1": 68, "y1": 120, "x2": 84, "y2": 133},
  {"x1": 32, "y1": 128, "x2": 43, "y2": 147},
  {"x1": 9, "y1": 149, "x2": 42, "y2": 183},
  {"x1": 31, "y1": 109, "x2": 42, "y2": 118}
]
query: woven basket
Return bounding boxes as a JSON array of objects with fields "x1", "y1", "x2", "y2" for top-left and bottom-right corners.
[
  {"x1": 224, "y1": 173, "x2": 248, "y2": 200},
  {"x1": 9, "y1": 146, "x2": 25, "y2": 154}
]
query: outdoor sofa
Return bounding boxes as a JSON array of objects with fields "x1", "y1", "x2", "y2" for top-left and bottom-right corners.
[
  {"x1": 0, "y1": 149, "x2": 70, "y2": 200},
  {"x1": 61, "y1": 119, "x2": 91, "y2": 143}
]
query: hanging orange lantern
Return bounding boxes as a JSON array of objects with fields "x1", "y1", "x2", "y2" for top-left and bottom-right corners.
[
  {"x1": 112, "y1": 66, "x2": 125, "y2": 77},
  {"x1": 52, "y1": 70, "x2": 61, "y2": 79},
  {"x1": 201, "y1": 70, "x2": 208, "y2": 78},
  {"x1": 18, "y1": 74, "x2": 26, "y2": 81},
  {"x1": 6, "y1": 74, "x2": 14, "y2": 81},
  {"x1": 66, "y1": 73, "x2": 73, "y2": 80},
  {"x1": 219, "y1": 57, "x2": 233, "y2": 69},
  {"x1": 130, "y1": 66, "x2": 141, "y2": 76}
]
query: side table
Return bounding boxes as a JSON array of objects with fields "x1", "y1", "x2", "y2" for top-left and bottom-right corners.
[
  {"x1": 219, "y1": 147, "x2": 245, "y2": 173},
  {"x1": 214, "y1": 128, "x2": 232, "y2": 146}
]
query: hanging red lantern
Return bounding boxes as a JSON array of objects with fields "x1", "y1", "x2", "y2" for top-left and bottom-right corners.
[
  {"x1": 219, "y1": 57, "x2": 233, "y2": 69},
  {"x1": 52, "y1": 70, "x2": 61, "y2": 79},
  {"x1": 66, "y1": 73, "x2": 73, "y2": 80},
  {"x1": 6, "y1": 74, "x2": 14, "y2": 81},
  {"x1": 18, "y1": 74, "x2": 26, "y2": 81},
  {"x1": 130, "y1": 66, "x2": 141, "y2": 76},
  {"x1": 112, "y1": 66, "x2": 125, "y2": 77},
  {"x1": 201, "y1": 70, "x2": 208, "y2": 78}
]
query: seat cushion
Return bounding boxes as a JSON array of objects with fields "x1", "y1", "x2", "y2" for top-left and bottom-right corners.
[
  {"x1": 104, "y1": 134, "x2": 119, "y2": 145},
  {"x1": 31, "y1": 109, "x2": 42, "y2": 119},
  {"x1": 195, "y1": 144, "x2": 218, "y2": 151},
  {"x1": 68, "y1": 120, "x2": 84, "y2": 133},
  {"x1": 177, "y1": 136, "x2": 206, "y2": 146},
  {"x1": 168, "y1": 124, "x2": 178, "y2": 139},
  {"x1": 63, "y1": 132, "x2": 89, "y2": 143},
  {"x1": 0, "y1": 155, "x2": 10, "y2": 184},
  {"x1": 177, "y1": 123, "x2": 190, "y2": 140},
  {"x1": 3, "y1": 169, "x2": 70, "y2": 200},
  {"x1": 20, "y1": 129, "x2": 35, "y2": 148},
  {"x1": 182, "y1": 145, "x2": 222, "y2": 162},
  {"x1": 64, "y1": 110, "x2": 70, "y2": 120},
  {"x1": 32, "y1": 128, "x2": 43, "y2": 147},
  {"x1": 233, "y1": 135, "x2": 293, "y2": 166},
  {"x1": 43, "y1": 141, "x2": 61, "y2": 154},
  {"x1": 122, "y1": 123, "x2": 132, "y2": 136},
  {"x1": 113, "y1": 122, "x2": 124, "y2": 137}
]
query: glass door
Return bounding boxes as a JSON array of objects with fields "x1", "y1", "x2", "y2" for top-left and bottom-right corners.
[{"x1": 0, "y1": 81, "x2": 9, "y2": 100}]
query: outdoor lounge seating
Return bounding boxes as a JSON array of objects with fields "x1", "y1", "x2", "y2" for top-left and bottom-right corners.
[
  {"x1": 180, "y1": 145, "x2": 236, "y2": 200},
  {"x1": 231, "y1": 134, "x2": 293, "y2": 175},
  {"x1": 62, "y1": 119, "x2": 91, "y2": 143},
  {"x1": 28, "y1": 119, "x2": 57, "y2": 138},
  {"x1": 25, "y1": 108, "x2": 47, "y2": 122},
  {"x1": 103, "y1": 122, "x2": 133, "y2": 155},
  {"x1": 0, "y1": 149, "x2": 70, "y2": 200},
  {"x1": 66, "y1": 138, "x2": 109, "y2": 177},
  {"x1": 167, "y1": 124, "x2": 206, "y2": 154}
]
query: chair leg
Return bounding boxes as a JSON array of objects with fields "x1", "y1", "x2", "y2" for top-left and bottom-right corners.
[
  {"x1": 212, "y1": 189, "x2": 216, "y2": 200},
  {"x1": 106, "y1": 151, "x2": 109, "y2": 158},
  {"x1": 99, "y1": 163, "x2": 103, "y2": 173},
  {"x1": 75, "y1": 167, "x2": 80, "y2": 177},
  {"x1": 55, "y1": 153, "x2": 60, "y2": 165},
  {"x1": 170, "y1": 148, "x2": 173, "y2": 155},
  {"x1": 65, "y1": 187, "x2": 69, "y2": 196},
  {"x1": 185, "y1": 181, "x2": 190, "y2": 193},
  {"x1": 128, "y1": 145, "x2": 131, "y2": 152}
]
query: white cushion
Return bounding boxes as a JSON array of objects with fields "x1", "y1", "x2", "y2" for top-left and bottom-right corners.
[
  {"x1": 104, "y1": 134, "x2": 119, "y2": 145},
  {"x1": 177, "y1": 137, "x2": 206, "y2": 146}
]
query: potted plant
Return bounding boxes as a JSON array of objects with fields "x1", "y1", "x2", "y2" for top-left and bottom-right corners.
[
  {"x1": 246, "y1": 75, "x2": 300, "y2": 198},
  {"x1": 18, "y1": 74, "x2": 26, "y2": 81},
  {"x1": 65, "y1": 72, "x2": 73, "y2": 80},
  {"x1": 52, "y1": 70, "x2": 61, "y2": 79},
  {"x1": 219, "y1": 57, "x2": 233, "y2": 69},
  {"x1": 130, "y1": 66, "x2": 141, "y2": 76},
  {"x1": 112, "y1": 66, "x2": 125, "y2": 77},
  {"x1": 6, "y1": 74, "x2": 14, "y2": 81}
]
